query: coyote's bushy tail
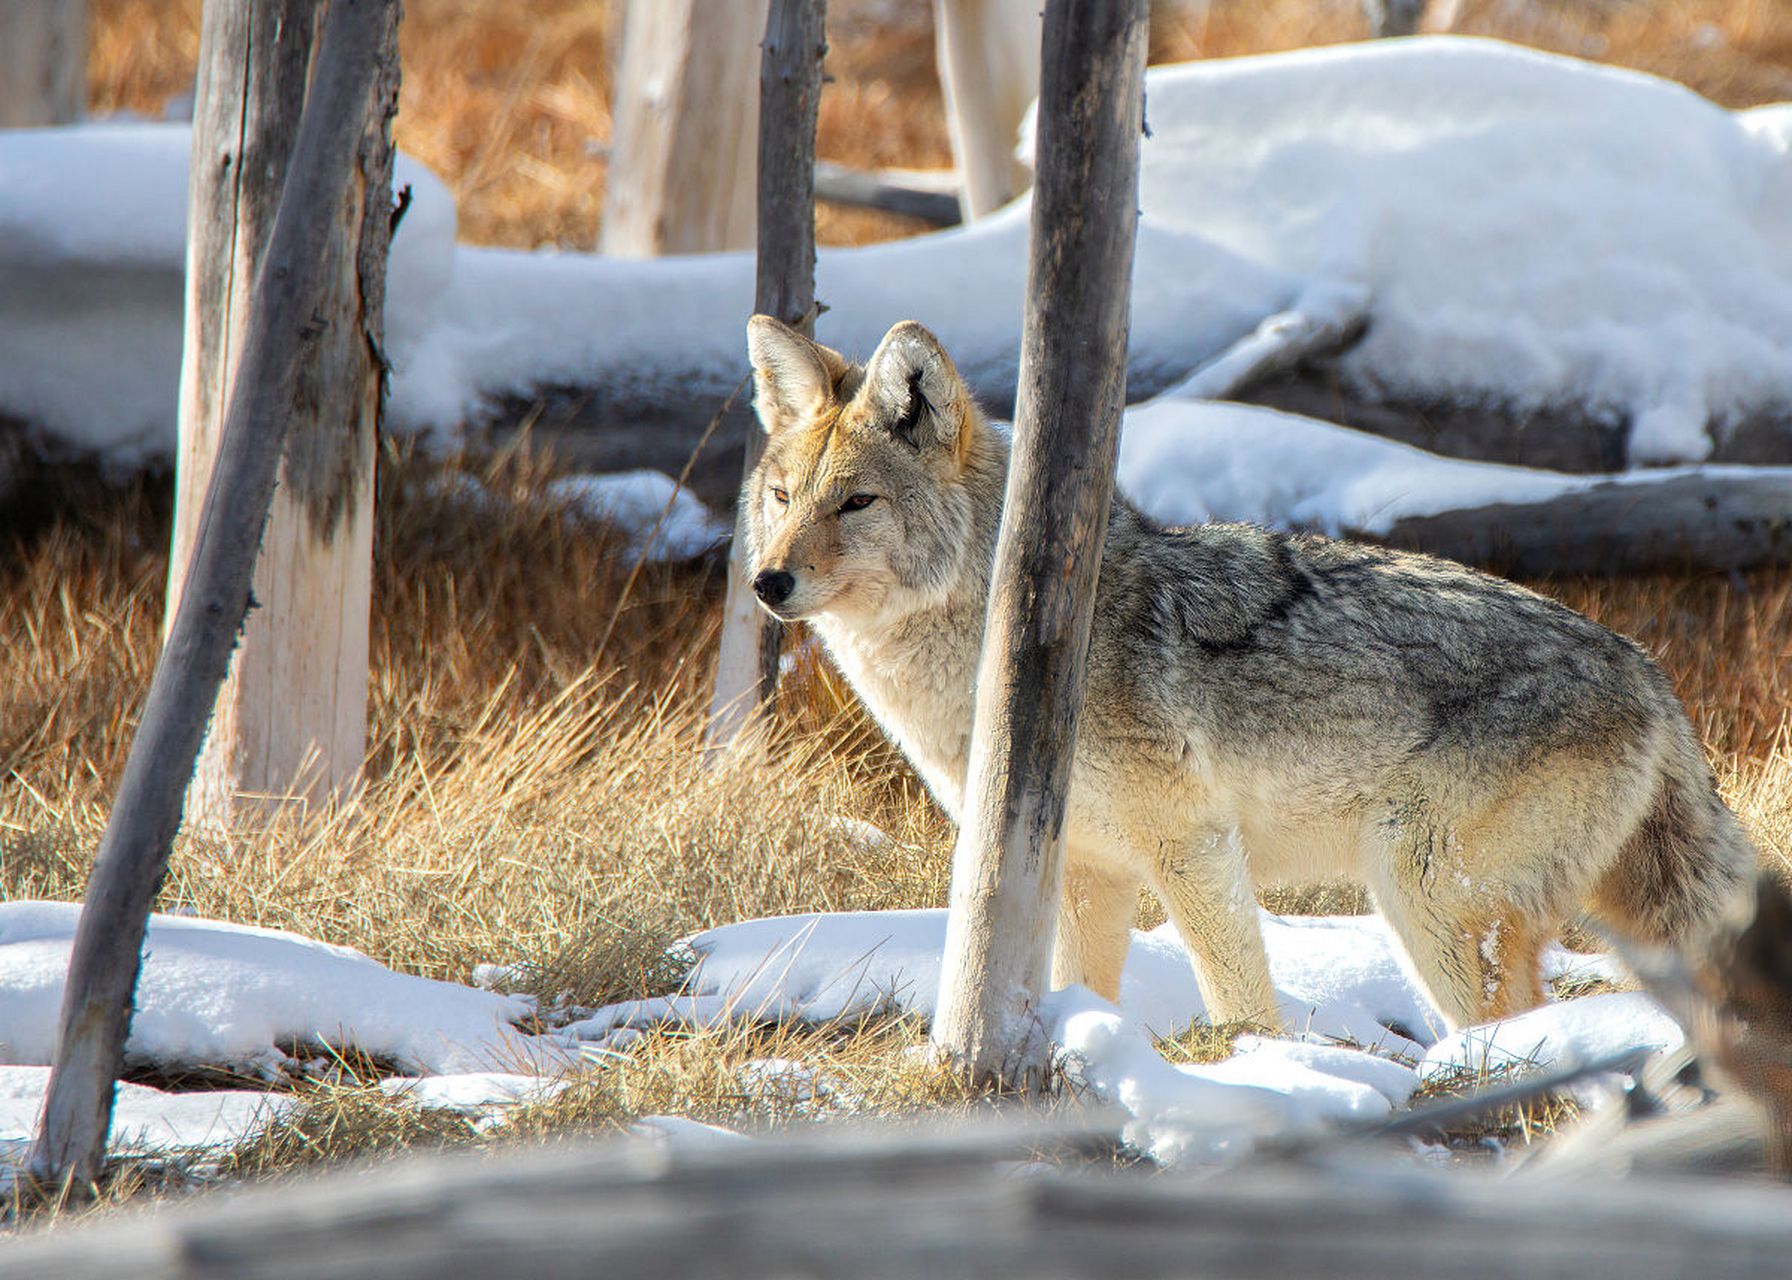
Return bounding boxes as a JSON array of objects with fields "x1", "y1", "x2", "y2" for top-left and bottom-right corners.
[{"x1": 1590, "y1": 744, "x2": 1756, "y2": 947}]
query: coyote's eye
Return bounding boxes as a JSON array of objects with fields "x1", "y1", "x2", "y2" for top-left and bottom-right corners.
[
  {"x1": 771, "y1": 487, "x2": 790, "y2": 506},
  {"x1": 839, "y1": 494, "x2": 878, "y2": 513}
]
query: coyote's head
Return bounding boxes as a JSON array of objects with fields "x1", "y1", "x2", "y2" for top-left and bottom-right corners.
[{"x1": 742, "y1": 316, "x2": 993, "y2": 625}]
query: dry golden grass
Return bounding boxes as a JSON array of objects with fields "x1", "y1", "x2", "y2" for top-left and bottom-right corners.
[{"x1": 1, "y1": 450, "x2": 955, "y2": 1003}]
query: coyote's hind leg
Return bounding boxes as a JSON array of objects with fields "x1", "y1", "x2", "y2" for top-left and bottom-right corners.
[{"x1": 1367, "y1": 819, "x2": 1553, "y2": 1031}]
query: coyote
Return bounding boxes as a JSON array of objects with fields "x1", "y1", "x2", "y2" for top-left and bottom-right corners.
[{"x1": 740, "y1": 314, "x2": 1756, "y2": 1033}]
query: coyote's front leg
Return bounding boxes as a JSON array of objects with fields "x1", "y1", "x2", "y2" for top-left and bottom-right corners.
[{"x1": 1152, "y1": 828, "x2": 1282, "y2": 1031}]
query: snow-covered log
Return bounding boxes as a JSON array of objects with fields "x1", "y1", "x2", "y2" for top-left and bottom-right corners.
[
  {"x1": 1378, "y1": 471, "x2": 1792, "y2": 577},
  {"x1": 13, "y1": 1124, "x2": 1792, "y2": 1278},
  {"x1": 9, "y1": 42, "x2": 1792, "y2": 479},
  {"x1": 1118, "y1": 401, "x2": 1792, "y2": 576}
]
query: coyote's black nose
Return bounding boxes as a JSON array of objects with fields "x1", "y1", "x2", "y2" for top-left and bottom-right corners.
[{"x1": 753, "y1": 569, "x2": 795, "y2": 607}]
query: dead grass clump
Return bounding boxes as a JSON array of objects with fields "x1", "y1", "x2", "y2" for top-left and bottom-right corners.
[
  {"x1": 1407, "y1": 1057, "x2": 1584, "y2": 1156},
  {"x1": 500, "y1": 1018, "x2": 1001, "y2": 1143},
  {"x1": 1153, "y1": 1022, "x2": 1254, "y2": 1068},
  {"x1": 215, "y1": 1083, "x2": 482, "y2": 1181}
]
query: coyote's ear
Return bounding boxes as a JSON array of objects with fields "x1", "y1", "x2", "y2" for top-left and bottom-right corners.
[
  {"x1": 859, "y1": 320, "x2": 969, "y2": 456},
  {"x1": 747, "y1": 314, "x2": 848, "y2": 433}
]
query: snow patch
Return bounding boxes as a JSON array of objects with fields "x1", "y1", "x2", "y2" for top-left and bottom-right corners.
[
  {"x1": 0, "y1": 1065, "x2": 287, "y2": 1157},
  {"x1": 545, "y1": 470, "x2": 729, "y2": 559},
  {"x1": 1420, "y1": 991, "x2": 1684, "y2": 1082},
  {"x1": 0, "y1": 902, "x2": 541, "y2": 1077}
]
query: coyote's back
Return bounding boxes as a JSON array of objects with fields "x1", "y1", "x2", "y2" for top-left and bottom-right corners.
[{"x1": 739, "y1": 314, "x2": 1756, "y2": 1033}]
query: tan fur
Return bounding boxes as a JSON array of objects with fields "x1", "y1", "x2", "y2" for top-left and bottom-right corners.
[{"x1": 741, "y1": 315, "x2": 1758, "y2": 1034}]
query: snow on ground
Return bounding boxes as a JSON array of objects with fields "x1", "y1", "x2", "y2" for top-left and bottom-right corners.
[
  {"x1": 0, "y1": 902, "x2": 542, "y2": 1077},
  {"x1": 0, "y1": 896, "x2": 1681, "y2": 1166},
  {"x1": 1050, "y1": 990, "x2": 1421, "y2": 1164},
  {"x1": 1420, "y1": 991, "x2": 1685, "y2": 1082},
  {"x1": 567, "y1": 907, "x2": 1613, "y2": 1053},
  {"x1": 9, "y1": 38, "x2": 1792, "y2": 471},
  {"x1": 559, "y1": 904, "x2": 1684, "y2": 1163},
  {"x1": 545, "y1": 470, "x2": 730, "y2": 559},
  {"x1": 0, "y1": 1066, "x2": 287, "y2": 1158},
  {"x1": 379, "y1": 1072, "x2": 569, "y2": 1126}
]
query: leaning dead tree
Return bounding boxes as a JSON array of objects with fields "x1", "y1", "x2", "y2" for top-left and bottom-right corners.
[
  {"x1": 932, "y1": 0, "x2": 1149, "y2": 1084},
  {"x1": 30, "y1": 0, "x2": 400, "y2": 1190},
  {"x1": 601, "y1": 0, "x2": 768, "y2": 256},
  {"x1": 0, "y1": 1, "x2": 84, "y2": 126},
  {"x1": 707, "y1": 0, "x2": 827, "y2": 748},
  {"x1": 168, "y1": 0, "x2": 400, "y2": 828}
]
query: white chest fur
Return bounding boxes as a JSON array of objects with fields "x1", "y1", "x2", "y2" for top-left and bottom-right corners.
[{"x1": 814, "y1": 607, "x2": 982, "y2": 821}]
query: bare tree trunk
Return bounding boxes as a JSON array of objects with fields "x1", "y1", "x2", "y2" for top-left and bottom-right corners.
[
  {"x1": 707, "y1": 0, "x2": 826, "y2": 748},
  {"x1": 600, "y1": 0, "x2": 767, "y2": 257},
  {"x1": 28, "y1": 0, "x2": 400, "y2": 1192},
  {"x1": 931, "y1": 0, "x2": 1148, "y2": 1087},
  {"x1": 933, "y1": 0, "x2": 1041, "y2": 220},
  {"x1": 167, "y1": 0, "x2": 398, "y2": 828},
  {"x1": 0, "y1": 0, "x2": 84, "y2": 126},
  {"x1": 1364, "y1": 0, "x2": 1427, "y2": 37}
]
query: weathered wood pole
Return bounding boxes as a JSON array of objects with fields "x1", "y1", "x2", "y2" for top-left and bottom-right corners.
[
  {"x1": 932, "y1": 0, "x2": 1042, "y2": 220},
  {"x1": 0, "y1": 0, "x2": 84, "y2": 126},
  {"x1": 29, "y1": 0, "x2": 400, "y2": 1190},
  {"x1": 707, "y1": 0, "x2": 827, "y2": 747},
  {"x1": 600, "y1": 0, "x2": 768, "y2": 256},
  {"x1": 1364, "y1": 0, "x2": 1427, "y2": 38},
  {"x1": 931, "y1": 0, "x2": 1148, "y2": 1086},
  {"x1": 166, "y1": 0, "x2": 399, "y2": 828}
]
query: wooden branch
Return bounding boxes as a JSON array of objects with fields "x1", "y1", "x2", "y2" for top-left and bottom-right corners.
[
  {"x1": 931, "y1": 0, "x2": 1149, "y2": 1087},
  {"x1": 706, "y1": 0, "x2": 827, "y2": 750},
  {"x1": 600, "y1": 0, "x2": 767, "y2": 257},
  {"x1": 13, "y1": 1123, "x2": 1792, "y2": 1278},
  {"x1": 813, "y1": 160, "x2": 961, "y2": 226},
  {"x1": 1168, "y1": 287, "x2": 1371, "y2": 402},
  {"x1": 169, "y1": 0, "x2": 399, "y2": 828},
  {"x1": 0, "y1": 0, "x2": 84, "y2": 126},
  {"x1": 1376, "y1": 470, "x2": 1792, "y2": 577},
  {"x1": 27, "y1": 0, "x2": 399, "y2": 1191},
  {"x1": 933, "y1": 0, "x2": 1043, "y2": 219}
]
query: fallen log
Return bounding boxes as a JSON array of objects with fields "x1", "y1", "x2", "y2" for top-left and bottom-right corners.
[
  {"x1": 813, "y1": 161, "x2": 961, "y2": 226},
  {"x1": 1374, "y1": 470, "x2": 1792, "y2": 577},
  {"x1": 12, "y1": 1123, "x2": 1792, "y2": 1279}
]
